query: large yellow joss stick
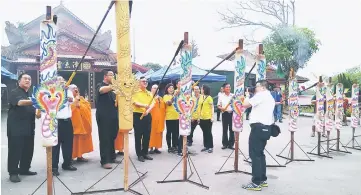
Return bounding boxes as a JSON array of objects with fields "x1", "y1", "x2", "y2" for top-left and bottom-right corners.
[{"x1": 114, "y1": 0, "x2": 133, "y2": 190}]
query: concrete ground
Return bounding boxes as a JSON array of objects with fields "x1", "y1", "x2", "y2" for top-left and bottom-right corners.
[{"x1": 1, "y1": 110, "x2": 361, "y2": 195}]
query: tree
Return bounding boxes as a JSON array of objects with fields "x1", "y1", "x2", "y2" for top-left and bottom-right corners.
[
  {"x1": 332, "y1": 66, "x2": 361, "y2": 96},
  {"x1": 142, "y1": 62, "x2": 163, "y2": 71},
  {"x1": 331, "y1": 73, "x2": 354, "y2": 97},
  {"x1": 264, "y1": 26, "x2": 320, "y2": 73},
  {"x1": 264, "y1": 26, "x2": 320, "y2": 104},
  {"x1": 218, "y1": 0, "x2": 296, "y2": 45},
  {"x1": 218, "y1": 0, "x2": 320, "y2": 106}
]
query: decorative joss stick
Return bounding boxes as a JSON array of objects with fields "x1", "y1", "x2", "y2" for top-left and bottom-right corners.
[
  {"x1": 173, "y1": 32, "x2": 195, "y2": 180},
  {"x1": 288, "y1": 69, "x2": 299, "y2": 132},
  {"x1": 255, "y1": 44, "x2": 266, "y2": 82},
  {"x1": 30, "y1": 6, "x2": 67, "y2": 195},
  {"x1": 315, "y1": 80, "x2": 326, "y2": 132},
  {"x1": 231, "y1": 40, "x2": 246, "y2": 132},
  {"x1": 32, "y1": 8, "x2": 67, "y2": 147},
  {"x1": 325, "y1": 79, "x2": 335, "y2": 132},
  {"x1": 351, "y1": 84, "x2": 360, "y2": 128},
  {"x1": 223, "y1": 44, "x2": 264, "y2": 111},
  {"x1": 230, "y1": 39, "x2": 246, "y2": 172},
  {"x1": 334, "y1": 83, "x2": 344, "y2": 130},
  {"x1": 173, "y1": 33, "x2": 194, "y2": 137}
]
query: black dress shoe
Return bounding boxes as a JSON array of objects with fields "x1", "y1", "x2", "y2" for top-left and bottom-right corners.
[
  {"x1": 9, "y1": 175, "x2": 21, "y2": 183},
  {"x1": 143, "y1": 155, "x2": 153, "y2": 160},
  {"x1": 62, "y1": 165, "x2": 77, "y2": 171},
  {"x1": 138, "y1": 156, "x2": 145, "y2": 162},
  {"x1": 221, "y1": 146, "x2": 227, "y2": 149},
  {"x1": 19, "y1": 171, "x2": 37, "y2": 176},
  {"x1": 228, "y1": 146, "x2": 235, "y2": 150},
  {"x1": 52, "y1": 168, "x2": 60, "y2": 176},
  {"x1": 154, "y1": 149, "x2": 161, "y2": 154},
  {"x1": 117, "y1": 152, "x2": 124, "y2": 156}
]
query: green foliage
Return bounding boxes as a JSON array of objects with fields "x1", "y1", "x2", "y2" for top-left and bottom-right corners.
[
  {"x1": 332, "y1": 72, "x2": 356, "y2": 97},
  {"x1": 142, "y1": 62, "x2": 163, "y2": 71},
  {"x1": 344, "y1": 66, "x2": 361, "y2": 85},
  {"x1": 299, "y1": 105, "x2": 315, "y2": 114},
  {"x1": 346, "y1": 107, "x2": 351, "y2": 117},
  {"x1": 263, "y1": 26, "x2": 320, "y2": 74}
]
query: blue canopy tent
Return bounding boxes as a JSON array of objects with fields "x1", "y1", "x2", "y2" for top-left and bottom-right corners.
[
  {"x1": 149, "y1": 65, "x2": 226, "y2": 82},
  {"x1": 1, "y1": 66, "x2": 17, "y2": 80}
]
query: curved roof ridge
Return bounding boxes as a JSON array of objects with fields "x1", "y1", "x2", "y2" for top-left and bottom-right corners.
[{"x1": 22, "y1": 4, "x2": 96, "y2": 34}]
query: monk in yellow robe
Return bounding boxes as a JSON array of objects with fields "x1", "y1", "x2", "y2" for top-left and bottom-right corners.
[
  {"x1": 149, "y1": 84, "x2": 166, "y2": 154},
  {"x1": 70, "y1": 85, "x2": 94, "y2": 162}
]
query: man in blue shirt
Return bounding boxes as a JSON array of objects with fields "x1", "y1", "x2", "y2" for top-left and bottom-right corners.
[{"x1": 271, "y1": 87, "x2": 282, "y2": 123}]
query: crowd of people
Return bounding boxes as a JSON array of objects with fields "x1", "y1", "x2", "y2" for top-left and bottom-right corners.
[{"x1": 6, "y1": 69, "x2": 281, "y2": 191}]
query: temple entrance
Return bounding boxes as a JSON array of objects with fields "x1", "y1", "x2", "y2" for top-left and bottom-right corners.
[{"x1": 58, "y1": 71, "x2": 88, "y2": 97}]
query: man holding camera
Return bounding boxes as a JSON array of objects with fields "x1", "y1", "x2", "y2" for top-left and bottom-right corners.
[{"x1": 241, "y1": 80, "x2": 275, "y2": 191}]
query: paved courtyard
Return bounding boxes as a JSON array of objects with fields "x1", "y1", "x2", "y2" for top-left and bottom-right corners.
[{"x1": 1, "y1": 110, "x2": 361, "y2": 195}]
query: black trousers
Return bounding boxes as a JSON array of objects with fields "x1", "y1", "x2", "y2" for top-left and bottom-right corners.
[
  {"x1": 7, "y1": 135, "x2": 34, "y2": 175},
  {"x1": 199, "y1": 119, "x2": 213, "y2": 148},
  {"x1": 53, "y1": 119, "x2": 74, "y2": 169},
  {"x1": 133, "y1": 113, "x2": 151, "y2": 157},
  {"x1": 222, "y1": 112, "x2": 234, "y2": 147},
  {"x1": 166, "y1": 120, "x2": 179, "y2": 148},
  {"x1": 216, "y1": 109, "x2": 221, "y2": 121},
  {"x1": 96, "y1": 115, "x2": 118, "y2": 165},
  {"x1": 245, "y1": 107, "x2": 252, "y2": 119},
  {"x1": 249, "y1": 123, "x2": 271, "y2": 185},
  {"x1": 187, "y1": 120, "x2": 199, "y2": 144}
]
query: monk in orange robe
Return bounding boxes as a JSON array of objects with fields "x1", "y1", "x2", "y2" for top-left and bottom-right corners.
[
  {"x1": 149, "y1": 84, "x2": 166, "y2": 154},
  {"x1": 70, "y1": 85, "x2": 94, "y2": 162},
  {"x1": 114, "y1": 132, "x2": 124, "y2": 156}
]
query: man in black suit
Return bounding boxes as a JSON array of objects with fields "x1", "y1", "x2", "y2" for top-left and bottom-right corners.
[{"x1": 7, "y1": 73, "x2": 40, "y2": 183}]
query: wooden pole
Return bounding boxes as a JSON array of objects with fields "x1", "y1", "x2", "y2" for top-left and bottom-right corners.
[
  {"x1": 46, "y1": 147, "x2": 53, "y2": 195},
  {"x1": 114, "y1": 0, "x2": 132, "y2": 191},
  {"x1": 290, "y1": 132, "x2": 294, "y2": 160},
  {"x1": 234, "y1": 132, "x2": 239, "y2": 171},
  {"x1": 182, "y1": 32, "x2": 189, "y2": 181}
]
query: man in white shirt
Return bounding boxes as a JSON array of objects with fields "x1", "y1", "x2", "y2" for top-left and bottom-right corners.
[
  {"x1": 241, "y1": 80, "x2": 275, "y2": 191},
  {"x1": 216, "y1": 87, "x2": 224, "y2": 121},
  {"x1": 218, "y1": 83, "x2": 235, "y2": 149},
  {"x1": 52, "y1": 76, "x2": 77, "y2": 176}
]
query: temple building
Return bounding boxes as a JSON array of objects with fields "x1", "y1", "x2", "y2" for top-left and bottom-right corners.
[{"x1": 1, "y1": 3, "x2": 148, "y2": 106}]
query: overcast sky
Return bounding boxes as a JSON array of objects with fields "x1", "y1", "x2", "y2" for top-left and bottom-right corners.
[{"x1": 1, "y1": 0, "x2": 361, "y2": 81}]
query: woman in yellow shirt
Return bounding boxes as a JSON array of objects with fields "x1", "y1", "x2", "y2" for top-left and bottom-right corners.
[
  {"x1": 198, "y1": 85, "x2": 214, "y2": 153},
  {"x1": 163, "y1": 83, "x2": 180, "y2": 153}
]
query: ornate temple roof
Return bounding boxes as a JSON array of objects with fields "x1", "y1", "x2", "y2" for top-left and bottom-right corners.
[{"x1": 2, "y1": 3, "x2": 149, "y2": 73}]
